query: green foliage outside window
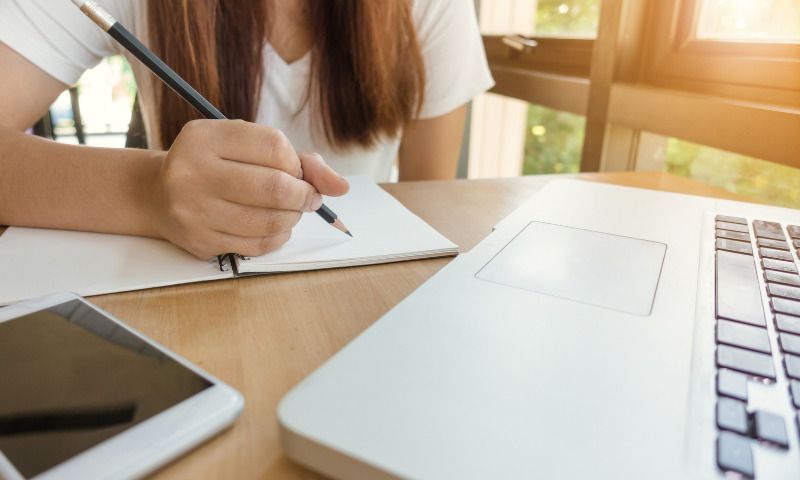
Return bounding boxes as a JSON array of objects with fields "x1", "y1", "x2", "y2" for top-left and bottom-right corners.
[
  {"x1": 666, "y1": 139, "x2": 800, "y2": 208},
  {"x1": 523, "y1": 105, "x2": 584, "y2": 175},
  {"x1": 534, "y1": 0, "x2": 600, "y2": 37}
]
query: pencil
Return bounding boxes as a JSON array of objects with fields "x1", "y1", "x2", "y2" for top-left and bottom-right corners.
[{"x1": 71, "y1": 1, "x2": 352, "y2": 266}]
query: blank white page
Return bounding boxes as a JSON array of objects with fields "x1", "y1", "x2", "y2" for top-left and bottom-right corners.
[
  {"x1": 236, "y1": 176, "x2": 458, "y2": 274},
  {"x1": 0, "y1": 228, "x2": 231, "y2": 305}
]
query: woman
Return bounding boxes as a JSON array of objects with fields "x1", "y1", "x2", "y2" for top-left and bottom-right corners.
[{"x1": 0, "y1": 0, "x2": 492, "y2": 259}]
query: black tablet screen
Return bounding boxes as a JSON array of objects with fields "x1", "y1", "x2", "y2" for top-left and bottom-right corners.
[{"x1": 0, "y1": 300, "x2": 212, "y2": 478}]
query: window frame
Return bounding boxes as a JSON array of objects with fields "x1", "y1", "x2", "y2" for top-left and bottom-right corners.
[
  {"x1": 483, "y1": 35, "x2": 593, "y2": 115},
  {"x1": 642, "y1": 0, "x2": 800, "y2": 106},
  {"x1": 483, "y1": 35, "x2": 593, "y2": 78}
]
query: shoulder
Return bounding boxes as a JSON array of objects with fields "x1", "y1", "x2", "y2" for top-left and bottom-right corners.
[
  {"x1": 0, "y1": 0, "x2": 141, "y2": 85},
  {"x1": 411, "y1": 0, "x2": 480, "y2": 44},
  {"x1": 103, "y1": 0, "x2": 141, "y2": 29},
  {"x1": 0, "y1": 0, "x2": 139, "y2": 29},
  {"x1": 408, "y1": 0, "x2": 493, "y2": 120}
]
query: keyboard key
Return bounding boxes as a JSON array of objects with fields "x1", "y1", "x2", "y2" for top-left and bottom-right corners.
[
  {"x1": 787, "y1": 225, "x2": 800, "y2": 239},
  {"x1": 791, "y1": 380, "x2": 800, "y2": 408},
  {"x1": 717, "y1": 215, "x2": 747, "y2": 225},
  {"x1": 757, "y1": 238, "x2": 790, "y2": 250},
  {"x1": 717, "y1": 344, "x2": 775, "y2": 379},
  {"x1": 717, "y1": 320, "x2": 771, "y2": 353},
  {"x1": 779, "y1": 332, "x2": 800, "y2": 355},
  {"x1": 762, "y1": 258, "x2": 798, "y2": 274},
  {"x1": 759, "y1": 247, "x2": 793, "y2": 261},
  {"x1": 759, "y1": 248, "x2": 793, "y2": 262},
  {"x1": 784, "y1": 354, "x2": 800, "y2": 379},
  {"x1": 775, "y1": 314, "x2": 800, "y2": 334},
  {"x1": 717, "y1": 230, "x2": 750, "y2": 242},
  {"x1": 717, "y1": 221, "x2": 749, "y2": 234},
  {"x1": 794, "y1": 239, "x2": 800, "y2": 249},
  {"x1": 767, "y1": 283, "x2": 800, "y2": 301},
  {"x1": 753, "y1": 220, "x2": 786, "y2": 241},
  {"x1": 753, "y1": 411, "x2": 788, "y2": 448},
  {"x1": 717, "y1": 431, "x2": 754, "y2": 478},
  {"x1": 716, "y1": 251, "x2": 766, "y2": 326},
  {"x1": 716, "y1": 239, "x2": 752, "y2": 255},
  {"x1": 718, "y1": 369, "x2": 748, "y2": 401},
  {"x1": 764, "y1": 270, "x2": 800, "y2": 287},
  {"x1": 771, "y1": 297, "x2": 800, "y2": 317},
  {"x1": 717, "y1": 397, "x2": 749, "y2": 434}
]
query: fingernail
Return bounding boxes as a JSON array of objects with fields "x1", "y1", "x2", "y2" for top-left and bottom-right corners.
[{"x1": 309, "y1": 193, "x2": 323, "y2": 211}]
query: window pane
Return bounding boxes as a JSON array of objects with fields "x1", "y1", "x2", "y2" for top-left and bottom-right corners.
[
  {"x1": 479, "y1": 0, "x2": 598, "y2": 37},
  {"x1": 534, "y1": 0, "x2": 600, "y2": 37},
  {"x1": 50, "y1": 90, "x2": 77, "y2": 138},
  {"x1": 697, "y1": 0, "x2": 800, "y2": 42},
  {"x1": 466, "y1": 96, "x2": 584, "y2": 179},
  {"x1": 78, "y1": 56, "x2": 136, "y2": 135},
  {"x1": 524, "y1": 104, "x2": 584, "y2": 174},
  {"x1": 51, "y1": 56, "x2": 137, "y2": 148},
  {"x1": 666, "y1": 138, "x2": 800, "y2": 208}
]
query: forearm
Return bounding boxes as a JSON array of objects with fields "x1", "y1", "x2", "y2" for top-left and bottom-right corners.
[{"x1": 0, "y1": 126, "x2": 164, "y2": 237}]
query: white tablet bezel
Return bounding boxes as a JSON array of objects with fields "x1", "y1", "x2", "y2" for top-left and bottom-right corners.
[{"x1": 0, "y1": 292, "x2": 244, "y2": 480}]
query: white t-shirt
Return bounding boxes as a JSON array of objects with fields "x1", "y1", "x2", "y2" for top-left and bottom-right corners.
[{"x1": 0, "y1": 0, "x2": 494, "y2": 182}]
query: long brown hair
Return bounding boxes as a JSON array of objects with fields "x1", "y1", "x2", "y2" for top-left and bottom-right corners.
[{"x1": 147, "y1": 1, "x2": 425, "y2": 150}]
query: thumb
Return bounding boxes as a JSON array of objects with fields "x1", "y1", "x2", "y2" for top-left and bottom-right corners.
[{"x1": 299, "y1": 152, "x2": 349, "y2": 197}]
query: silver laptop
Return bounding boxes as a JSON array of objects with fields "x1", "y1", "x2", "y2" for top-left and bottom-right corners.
[{"x1": 278, "y1": 179, "x2": 800, "y2": 479}]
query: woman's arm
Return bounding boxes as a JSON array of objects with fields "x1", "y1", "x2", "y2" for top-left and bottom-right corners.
[
  {"x1": 0, "y1": 44, "x2": 347, "y2": 258},
  {"x1": 0, "y1": 43, "x2": 164, "y2": 237},
  {"x1": 397, "y1": 105, "x2": 467, "y2": 181}
]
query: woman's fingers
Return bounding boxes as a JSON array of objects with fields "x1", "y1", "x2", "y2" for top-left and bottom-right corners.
[
  {"x1": 207, "y1": 200, "x2": 302, "y2": 238},
  {"x1": 299, "y1": 152, "x2": 350, "y2": 197},
  {"x1": 212, "y1": 160, "x2": 322, "y2": 211},
  {"x1": 183, "y1": 119, "x2": 302, "y2": 176}
]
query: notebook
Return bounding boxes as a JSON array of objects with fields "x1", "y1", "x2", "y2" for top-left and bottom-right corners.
[{"x1": 0, "y1": 176, "x2": 458, "y2": 305}]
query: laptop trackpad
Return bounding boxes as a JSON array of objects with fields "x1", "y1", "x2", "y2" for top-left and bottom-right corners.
[{"x1": 476, "y1": 222, "x2": 666, "y2": 316}]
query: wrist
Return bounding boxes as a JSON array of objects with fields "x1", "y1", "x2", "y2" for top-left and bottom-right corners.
[{"x1": 138, "y1": 150, "x2": 168, "y2": 239}]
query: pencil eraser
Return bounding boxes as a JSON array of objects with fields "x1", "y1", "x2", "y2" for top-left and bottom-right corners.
[{"x1": 71, "y1": 0, "x2": 88, "y2": 7}]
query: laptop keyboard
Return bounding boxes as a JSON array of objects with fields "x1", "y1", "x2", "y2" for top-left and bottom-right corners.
[{"x1": 714, "y1": 215, "x2": 800, "y2": 478}]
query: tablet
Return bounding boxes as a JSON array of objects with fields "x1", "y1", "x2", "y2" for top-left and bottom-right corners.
[{"x1": 0, "y1": 293, "x2": 244, "y2": 479}]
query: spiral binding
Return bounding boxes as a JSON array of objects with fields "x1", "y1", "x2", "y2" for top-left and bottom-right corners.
[{"x1": 217, "y1": 254, "x2": 232, "y2": 272}]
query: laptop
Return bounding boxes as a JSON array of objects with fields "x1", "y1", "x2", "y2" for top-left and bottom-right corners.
[{"x1": 278, "y1": 179, "x2": 800, "y2": 479}]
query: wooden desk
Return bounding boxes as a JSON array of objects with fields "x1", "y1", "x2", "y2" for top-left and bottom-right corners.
[{"x1": 52, "y1": 173, "x2": 758, "y2": 478}]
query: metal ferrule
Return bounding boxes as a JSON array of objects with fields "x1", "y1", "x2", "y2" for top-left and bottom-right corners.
[{"x1": 80, "y1": 1, "x2": 117, "y2": 31}]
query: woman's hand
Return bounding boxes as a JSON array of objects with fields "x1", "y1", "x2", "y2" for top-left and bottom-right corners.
[{"x1": 149, "y1": 119, "x2": 349, "y2": 259}]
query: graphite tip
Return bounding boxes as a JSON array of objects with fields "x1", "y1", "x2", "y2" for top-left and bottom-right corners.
[{"x1": 331, "y1": 218, "x2": 352, "y2": 237}]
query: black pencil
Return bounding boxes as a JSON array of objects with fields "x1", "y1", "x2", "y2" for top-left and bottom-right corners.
[{"x1": 72, "y1": 0, "x2": 352, "y2": 267}]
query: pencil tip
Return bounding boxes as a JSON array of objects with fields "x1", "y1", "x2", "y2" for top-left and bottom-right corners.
[{"x1": 331, "y1": 218, "x2": 352, "y2": 237}]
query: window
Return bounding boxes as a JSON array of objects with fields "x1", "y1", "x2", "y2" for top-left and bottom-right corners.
[
  {"x1": 474, "y1": 0, "x2": 800, "y2": 208},
  {"x1": 469, "y1": 0, "x2": 593, "y2": 179},
  {"x1": 644, "y1": 0, "x2": 800, "y2": 104},
  {"x1": 697, "y1": 0, "x2": 800, "y2": 42}
]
